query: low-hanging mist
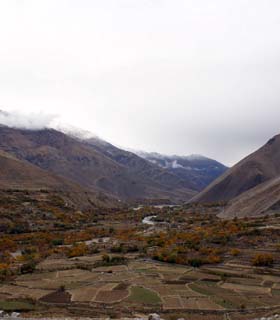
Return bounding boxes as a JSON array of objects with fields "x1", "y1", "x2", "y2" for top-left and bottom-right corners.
[{"x1": 0, "y1": 110, "x2": 57, "y2": 130}]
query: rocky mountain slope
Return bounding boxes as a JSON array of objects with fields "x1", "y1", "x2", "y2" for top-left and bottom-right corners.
[
  {"x1": 219, "y1": 175, "x2": 280, "y2": 219},
  {"x1": 191, "y1": 134, "x2": 280, "y2": 203},
  {"x1": 77, "y1": 137, "x2": 199, "y2": 192},
  {"x1": 0, "y1": 126, "x2": 196, "y2": 204},
  {"x1": 0, "y1": 149, "x2": 113, "y2": 208},
  {"x1": 136, "y1": 152, "x2": 228, "y2": 191}
]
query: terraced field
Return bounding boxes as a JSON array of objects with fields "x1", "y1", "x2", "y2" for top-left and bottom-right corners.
[
  {"x1": 1, "y1": 207, "x2": 279, "y2": 320},
  {"x1": 1, "y1": 256, "x2": 280, "y2": 315}
]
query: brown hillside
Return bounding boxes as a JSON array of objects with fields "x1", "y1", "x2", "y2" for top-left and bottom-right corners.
[
  {"x1": 219, "y1": 176, "x2": 280, "y2": 219},
  {"x1": 0, "y1": 150, "x2": 114, "y2": 208},
  {"x1": 191, "y1": 134, "x2": 280, "y2": 203},
  {"x1": 0, "y1": 127, "x2": 195, "y2": 203}
]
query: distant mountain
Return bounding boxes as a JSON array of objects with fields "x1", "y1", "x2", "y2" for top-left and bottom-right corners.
[
  {"x1": 0, "y1": 117, "x2": 230, "y2": 205},
  {"x1": 219, "y1": 175, "x2": 280, "y2": 219},
  {"x1": 192, "y1": 134, "x2": 280, "y2": 203},
  {"x1": 64, "y1": 130, "x2": 197, "y2": 202},
  {"x1": 0, "y1": 126, "x2": 196, "y2": 204},
  {"x1": 135, "y1": 151, "x2": 228, "y2": 191}
]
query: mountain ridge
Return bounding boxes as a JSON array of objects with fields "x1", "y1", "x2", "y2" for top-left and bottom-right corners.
[
  {"x1": 0, "y1": 148, "x2": 114, "y2": 208},
  {"x1": 135, "y1": 151, "x2": 228, "y2": 191},
  {"x1": 191, "y1": 134, "x2": 280, "y2": 203},
  {"x1": 0, "y1": 126, "x2": 196, "y2": 204},
  {"x1": 219, "y1": 175, "x2": 280, "y2": 219}
]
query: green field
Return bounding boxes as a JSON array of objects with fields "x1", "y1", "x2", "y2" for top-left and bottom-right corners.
[
  {"x1": 0, "y1": 301, "x2": 35, "y2": 311},
  {"x1": 128, "y1": 286, "x2": 162, "y2": 305}
]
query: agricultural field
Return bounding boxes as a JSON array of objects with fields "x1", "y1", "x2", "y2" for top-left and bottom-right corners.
[
  {"x1": 0, "y1": 257, "x2": 280, "y2": 318},
  {"x1": 0, "y1": 203, "x2": 280, "y2": 319}
]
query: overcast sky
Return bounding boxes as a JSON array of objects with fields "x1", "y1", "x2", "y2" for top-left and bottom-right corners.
[{"x1": 0, "y1": 0, "x2": 280, "y2": 166}]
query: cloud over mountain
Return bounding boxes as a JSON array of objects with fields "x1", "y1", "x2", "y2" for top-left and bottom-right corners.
[{"x1": 0, "y1": 109, "x2": 57, "y2": 130}]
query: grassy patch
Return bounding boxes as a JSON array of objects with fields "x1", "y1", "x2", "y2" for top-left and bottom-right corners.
[
  {"x1": 272, "y1": 289, "x2": 280, "y2": 295},
  {"x1": 212, "y1": 297, "x2": 238, "y2": 310},
  {"x1": 128, "y1": 286, "x2": 161, "y2": 305},
  {"x1": 201, "y1": 280, "x2": 218, "y2": 286},
  {"x1": 189, "y1": 283, "x2": 213, "y2": 296},
  {"x1": 135, "y1": 268, "x2": 155, "y2": 273},
  {"x1": 0, "y1": 301, "x2": 35, "y2": 311}
]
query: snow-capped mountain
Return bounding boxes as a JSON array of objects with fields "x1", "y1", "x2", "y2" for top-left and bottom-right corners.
[{"x1": 135, "y1": 151, "x2": 228, "y2": 191}]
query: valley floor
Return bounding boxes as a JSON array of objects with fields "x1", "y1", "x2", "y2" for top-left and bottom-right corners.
[{"x1": 0, "y1": 196, "x2": 280, "y2": 320}]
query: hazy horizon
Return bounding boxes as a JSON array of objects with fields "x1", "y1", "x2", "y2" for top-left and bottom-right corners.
[{"x1": 1, "y1": 1, "x2": 280, "y2": 166}]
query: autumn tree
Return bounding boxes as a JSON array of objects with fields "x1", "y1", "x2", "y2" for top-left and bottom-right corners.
[{"x1": 252, "y1": 253, "x2": 274, "y2": 267}]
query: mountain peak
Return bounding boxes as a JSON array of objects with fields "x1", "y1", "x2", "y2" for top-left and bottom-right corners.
[
  {"x1": 53, "y1": 124, "x2": 100, "y2": 141},
  {"x1": 266, "y1": 134, "x2": 280, "y2": 146},
  {"x1": 135, "y1": 151, "x2": 227, "y2": 192},
  {"x1": 191, "y1": 132, "x2": 280, "y2": 204}
]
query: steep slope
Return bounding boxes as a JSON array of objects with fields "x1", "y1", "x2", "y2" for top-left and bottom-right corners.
[
  {"x1": 60, "y1": 126, "x2": 226, "y2": 193},
  {"x1": 0, "y1": 150, "x2": 114, "y2": 208},
  {"x1": 136, "y1": 152, "x2": 228, "y2": 191},
  {"x1": 191, "y1": 134, "x2": 280, "y2": 203},
  {"x1": 219, "y1": 176, "x2": 280, "y2": 219},
  {"x1": 0, "y1": 150, "x2": 66, "y2": 189},
  {"x1": 80, "y1": 138, "x2": 196, "y2": 192},
  {"x1": 0, "y1": 126, "x2": 195, "y2": 203},
  {"x1": 57, "y1": 127, "x2": 197, "y2": 201}
]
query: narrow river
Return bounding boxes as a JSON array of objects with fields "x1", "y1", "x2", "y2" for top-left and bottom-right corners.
[{"x1": 142, "y1": 215, "x2": 157, "y2": 225}]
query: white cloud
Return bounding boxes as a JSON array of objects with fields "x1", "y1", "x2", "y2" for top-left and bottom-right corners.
[
  {"x1": 171, "y1": 160, "x2": 184, "y2": 169},
  {"x1": 0, "y1": 0, "x2": 280, "y2": 165},
  {"x1": 0, "y1": 109, "x2": 57, "y2": 130}
]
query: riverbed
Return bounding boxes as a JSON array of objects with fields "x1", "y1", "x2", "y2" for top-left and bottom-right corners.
[{"x1": 142, "y1": 215, "x2": 157, "y2": 225}]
